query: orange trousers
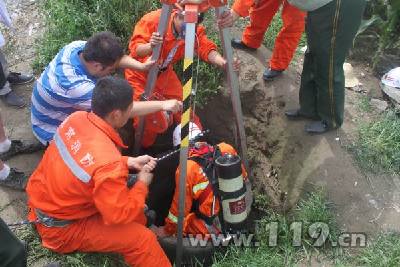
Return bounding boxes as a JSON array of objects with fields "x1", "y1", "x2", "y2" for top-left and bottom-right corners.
[
  {"x1": 130, "y1": 69, "x2": 202, "y2": 148},
  {"x1": 242, "y1": 0, "x2": 305, "y2": 70},
  {"x1": 31, "y1": 212, "x2": 171, "y2": 267}
]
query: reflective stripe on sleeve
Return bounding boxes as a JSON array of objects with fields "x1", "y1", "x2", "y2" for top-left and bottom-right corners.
[
  {"x1": 193, "y1": 181, "x2": 209, "y2": 194},
  {"x1": 54, "y1": 131, "x2": 91, "y2": 183},
  {"x1": 167, "y1": 211, "x2": 178, "y2": 224}
]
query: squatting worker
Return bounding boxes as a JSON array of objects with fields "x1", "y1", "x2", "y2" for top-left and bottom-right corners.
[
  {"x1": 219, "y1": 0, "x2": 305, "y2": 81},
  {"x1": 31, "y1": 31, "x2": 158, "y2": 145},
  {"x1": 283, "y1": 0, "x2": 366, "y2": 133},
  {"x1": 125, "y1": 3, "x2": 237, "y2": 148},
  {"x1": 26, "y1": 77, "x2": 172, "y2": 267},
  {"x1": 163, "y1": 126, "x2": 248, "y2": 236}
]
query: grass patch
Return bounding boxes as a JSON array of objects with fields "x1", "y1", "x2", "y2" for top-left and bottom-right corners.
[
  {"x1": 353, "y1": 232, "x2": 400, "y2": 267},
  {"x1": 350, "y1": 109, "x2": 400, "y2": 174},
  {"x1": 33, "y1": 0, "x2": 161, "y2": 72},
  {"x1": 263, "y1": 12, "x2": 283, "y2": 51},
  {"x1": 357, "y1": 95, "x2": 373, "y2": 113},
  {"x1": 15, "y1": 226, "x2": 127, "y2": 266},
  {"x1": 214, "y1": 190, "x2": 342, "y2": 266},
  {"x1": 295, "y1": 190, "x2": 339, "y2": 248},
  {"x1": 262, "y1": 11, "x2": 306, "y2": 54},
  {"x1": 173, "y1": 9, "x2": 223, "y2": 106}
]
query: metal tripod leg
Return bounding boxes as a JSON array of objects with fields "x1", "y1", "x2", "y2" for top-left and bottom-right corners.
[
  {"x1": 176, "y1": 5, "x2": 198, "y2": 267},
  {"x1": 215, "y1": 7, "x2": 249, "y2": 171},
  {"x1": 133, "y1": 4, "x2": 173, "y2": 155}
]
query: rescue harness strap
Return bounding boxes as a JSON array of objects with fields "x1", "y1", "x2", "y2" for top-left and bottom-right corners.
[{"x1": 189, "y1": 146, "x2": 222, "y2": 226}]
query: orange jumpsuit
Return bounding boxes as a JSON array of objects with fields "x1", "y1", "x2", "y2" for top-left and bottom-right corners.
[
  {"x1": 165, "y1": 143, "x2": 247, "y2": 236},
  {"x1": 26, "y1": 111, "x2": 171, "y2": 267},
  {"x1": 232, "y1": 0, "x2": 305, "y2": 70},
  {"x1": 125, "y1": 9, "x2": 217, "y2": 148}
]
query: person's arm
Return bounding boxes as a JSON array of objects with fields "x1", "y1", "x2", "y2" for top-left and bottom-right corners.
[
  {"x1": 130, "y1": 99, "x2": 182, "y2": 117},
  {"x1": 195, "y1": 26, "x2": 218, "y2": 63},
  {"x1": 136, "y1": 32, "x2": 164, "y2": 58},
  {"x1": 128, "y1": 13, "x2": 158, "y2": 59},
  {"x1": 118, "y1": 55, "x2": 155, "y2": 71},
  {"x1": 207, "y1": 50, "x2": 226, "y2": 69},
  {"x1": 217, "y1": 0, "x2": 255, "y2": 28},
  {"x1": 92, "y1": 161, "x2": 151, "y2": 225}
]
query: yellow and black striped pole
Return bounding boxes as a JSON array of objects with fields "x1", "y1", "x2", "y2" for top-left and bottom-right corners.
[{"x1": 176, "y1": 4, "x2": 199, "y2": 266}]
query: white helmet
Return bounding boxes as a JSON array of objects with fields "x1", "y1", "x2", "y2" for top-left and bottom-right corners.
[
  {"x1": 173, "y1": 122, "x2": 201, "y2": 147},
  {"x1": 382, "y1": 67, "x2": 400, "y2": 89}
]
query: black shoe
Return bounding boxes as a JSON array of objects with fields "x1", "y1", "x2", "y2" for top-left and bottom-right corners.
[
  {"x1": 305, "y1": 121, "x2": 329, "y2": 134},
  {"x1": 0, "y1": 140, "x2": 46, "y2": 161},
  {"x1": 231, "y1": 38, "x2": 257, "y2": 51},
  {"x1": 7, "y1": 72, "x2": 34, "y2": 85},
  {"x1": 285, "y1": 109, "x2": 318, "y2": 120},
  {"x1": 1, "y1": 91, "x2": 25, "y2": 108},
  {"x1": 0, "y1": 168, "x2": 28, "y2": 191},
  {"x1": 263, "y1": 68, "x2": 283, "y2": 81}
]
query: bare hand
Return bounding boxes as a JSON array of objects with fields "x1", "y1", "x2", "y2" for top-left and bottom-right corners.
[
  {"x1": 162, "y1": 99, "x2": 182, "y2": 113},
  {"x1": 140, "y1": 57, "x2": 156, "y2": 71},
  {"x1": 137, "y1": 169, "x2": 154, "y2": 186},
  {"x1": 127, "y1": 155, "x2": 157, "y2": 171},
  {"x1": 150, "y1": 32, "x2": 163, "y2": 48},
  {"x1": 217, "y1": 9, "x2": 236, "y2": 28},
  {"x1": 232, "y1": 57, "x2": 241, "y2": 72},
  {"x1": 221, "y1": 57, "x2": 241, "y2": 72}
]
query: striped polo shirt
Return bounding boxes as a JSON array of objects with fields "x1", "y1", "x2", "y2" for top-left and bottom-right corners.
[{"x1": 31, "y1": 41, "x2": 97, "y2": 145}]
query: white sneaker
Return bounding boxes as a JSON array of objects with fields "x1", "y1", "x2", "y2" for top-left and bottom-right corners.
[
  {"x1": 0, "y1": 139, "x2": 11, "y2": 154},
  {"x1": 0, "y1": 164, "x2": 10, "y2": 180}
]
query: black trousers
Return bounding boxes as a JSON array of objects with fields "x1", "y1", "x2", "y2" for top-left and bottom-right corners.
[{"x1": 0, "y1": 218, "x2": 27, "y2": 267}]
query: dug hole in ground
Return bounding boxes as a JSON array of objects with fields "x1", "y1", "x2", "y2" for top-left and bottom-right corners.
[{"x1": 1, "y1": 0, "x2": 400, "y2": 265}]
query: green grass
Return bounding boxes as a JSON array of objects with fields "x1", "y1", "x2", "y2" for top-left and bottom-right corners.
[
  {"x1": 353, "y1": 232, "x2": 400, "y2": 267},
  {"x1": 263, "y1": 12, "x2": 283, "y2": 51},
  {"x1": 350, "y1": 109, "x2": 400, "y2": 174},
  {"x1": 214, "y1": 190, "x2": 342, "y2": 266},
  {"x1": 173, "y1": 9, "x2": 224, "y2": 106},
  {"x1": 33, "y1": 0, "x2": 161, "y2": 72},
  {"x1": 15, "y1": 226, "x2": 127, "y2": 267},
  {"x1": 357, "y1": 95, "x2": 373, "y2": 113},
  {"x1": 262, "y1": 10, "x2": 306, "y2": 55},
  {"x1": 295, "y1": 190, "x2": 339, "y2": 248}
]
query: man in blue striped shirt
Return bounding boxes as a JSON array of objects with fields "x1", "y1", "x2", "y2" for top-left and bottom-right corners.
[{"x1": 31, "y1": 31, "x2": 159, "y2": 145}]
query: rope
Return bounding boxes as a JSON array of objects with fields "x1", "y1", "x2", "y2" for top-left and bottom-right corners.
[{"x1": 156, "y1": 129, "x2": 210, "y2": 162}]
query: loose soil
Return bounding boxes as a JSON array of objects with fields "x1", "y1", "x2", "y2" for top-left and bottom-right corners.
[{"x1": 1, "y1": 0, "x2": 400, "y2": 266}]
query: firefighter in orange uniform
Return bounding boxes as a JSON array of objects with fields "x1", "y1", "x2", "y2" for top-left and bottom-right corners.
[
  {"x1": 125, "y1": 4, "x2": 231, "y2": 148},
  {"x1": 160, "y1": 125, "x2": 247, "y2": 236},
  {"x1": 26, "y1": 77, "x2": 177, "y2": 267},
  {"x1": 220, "y1": 0, "x2": 305, "y2": 80}
]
